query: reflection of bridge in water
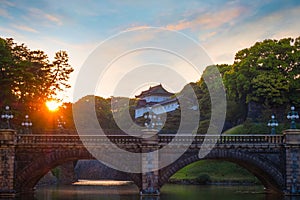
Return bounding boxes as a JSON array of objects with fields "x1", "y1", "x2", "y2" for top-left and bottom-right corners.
[{"x1": 0, "y1": 129, "x2": 300, "y2": 197}]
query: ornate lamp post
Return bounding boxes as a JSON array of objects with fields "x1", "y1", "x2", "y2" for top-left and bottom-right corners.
[
  {"x1": 267, "y1": 115, "x2": 278, "y2": 134},
  {"x1": 141, "y1": 107, "x2": 162, "y2": 196},
  {"x1": 21, "y1": 115, "x2": 33, "y2": 134},
  {"x1": 1, "y1": 106, "x2": 13, "y2": 129},
  {"x1": 287, "y1": 106, "x2": 299, "y2": 129},
  {"x1": 57, "y1": 116, "x2": 66, "y2": 132}
]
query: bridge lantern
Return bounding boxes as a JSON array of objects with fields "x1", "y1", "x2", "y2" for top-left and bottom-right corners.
[
  {"x1": 268, "y1": 114, "x2": 278, "y2": 134},
  {"x1": 1, "y1": 105, "x2": 13, "y2": 129},
  {"x1": 287, "y1": 106, "x2": 299, "y2": 129},
  {"x1": 21, "y1": 114, "x2": 33, "y2": 134}
]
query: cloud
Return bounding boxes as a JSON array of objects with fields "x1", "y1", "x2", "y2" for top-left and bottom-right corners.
[
  {"x1": 166, "y1": 6, "x2": 245, "y2": 31},
  {"x1": 28, "y1": 7, "x2": 63, "y2": 26},
  {"x1": 0, "y1": 8, "x2": 12, "y2": 19},
  {"x1": 126, "y1": 25, "x2": 151, "y2": 31},
  {"x1": 201, "y1": 5, "x2": 300, "y2": 64},
  {"x1": 12, "y1": 25, "x2": 39, "y2": 33},
  {"x1": 44, "y1": 14, "x2": 63, "y2": 26},
  {"x1": 200, "y1": 31, "x2": 217, "y2": 41},
  {"x1": 1, "y1": 0, "x2": 15, "y2": 7}
]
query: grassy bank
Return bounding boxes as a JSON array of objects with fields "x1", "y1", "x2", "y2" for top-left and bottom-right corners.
[
  {"x1": 170, "y1": 160, "x2": 260, "y2": 185},
  {"x1": 170, "y1": 122, "x2": 293, "y2": 185},
  {"x1": 223, "y1": 122, "x2": 293, "y2": 135}
]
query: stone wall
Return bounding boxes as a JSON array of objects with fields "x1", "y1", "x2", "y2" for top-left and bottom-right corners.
[
  {"x1": 75, "y1": 160, "x2": 130, "y2": 180},
  {"x1": 284, "y1": 129, "x2": 300, "y2": 195},
  {"x1": 0, "y1": 130, "x2": 16, "y2": 197}
]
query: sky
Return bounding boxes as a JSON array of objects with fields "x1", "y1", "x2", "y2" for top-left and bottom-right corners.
[{"x1": 1, "y1": 0, "x2": 300, "y2": 101}]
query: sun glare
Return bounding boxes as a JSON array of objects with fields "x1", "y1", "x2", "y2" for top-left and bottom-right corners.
[{"x1": 46, "y1": 100, "x2": 61, "y2": 112}]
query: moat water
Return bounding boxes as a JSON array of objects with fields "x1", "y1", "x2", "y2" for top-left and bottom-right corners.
[{"x1": 14, "y1": 180, "x2": 290, "y2": 200}]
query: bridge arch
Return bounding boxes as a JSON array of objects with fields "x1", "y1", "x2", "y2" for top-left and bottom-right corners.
[
  {"x1": 159, "y1": 149, "x2": 284, "y2": 193},
  {"x1": 15, "y1": 148, "x2": 141, "y2": 193}
]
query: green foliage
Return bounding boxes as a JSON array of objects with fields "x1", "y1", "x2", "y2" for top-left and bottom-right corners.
[
  {"x1": 224, "y1": 37, "x2": 300, "y2": 107},
  {"x1": 223, "y1": 122, "x2": 289, "y2": 135},
  {"x1": 73, "y1": 95, "x2": 138, "y2": 131},
  {"x1": 223, "y1": 123, "x2": 267, "y2": 134},
  {"x1": 0, "y1": 38, "x2": 74, "y2": 107},
  {"x1": 197, "y1": 119, "x2": 210, "y2": 134},
  {"x1": 170, "y1": 39, "x2": 300, "y2": 132},
  {"x1": 50, "y1": 51, "x2": 74, "y2": 94},
  {"x1": 195, "y1": 174, "x2": 211, "y2": 184},
  {"x1": 158, "y1": 109, "x2": 181, "y2": 133},
  {"x1": 0, "y1": 37, "x2": 74, "y2": 130},
  {"x1": 51, "y1": 167, "x2": 60, "y2": 178}
]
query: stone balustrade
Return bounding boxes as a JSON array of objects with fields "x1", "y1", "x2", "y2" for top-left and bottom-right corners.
[{"x1": 16, "y1": 133, "x2": 284, "y2": 146}]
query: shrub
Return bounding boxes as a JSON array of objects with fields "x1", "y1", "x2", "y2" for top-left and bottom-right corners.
[{"x1": 195, "y1": 174, "x2": 211, "y2": 184}]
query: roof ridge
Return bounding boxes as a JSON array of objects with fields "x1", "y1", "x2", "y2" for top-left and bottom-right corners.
[{"x1": 135, "y1": 84, "x2": 174, "y2": 98}]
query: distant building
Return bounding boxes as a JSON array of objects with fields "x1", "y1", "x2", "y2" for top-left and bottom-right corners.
[{"x1": 134, "y1": 84, "x2": 179, "y2": 119}]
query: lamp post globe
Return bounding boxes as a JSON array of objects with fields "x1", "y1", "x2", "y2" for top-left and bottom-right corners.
[
  {"x1": 1, "y1": 106, "x2": 13, "y2": 129},
  {"x1": 57, "y1": 116, "x2": 66, "y2": 133},
  {"x1": 267, "y1": 114, "x2": 278, "y2": 135},
  {"x1": 21, "y1": 114, "x2": 33, "y2": 134},
  {"x1": 287, "y1": 106, "x2": 299, "y2": 129}
]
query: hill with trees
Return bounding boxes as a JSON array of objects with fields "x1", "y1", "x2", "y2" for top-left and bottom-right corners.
[
  {"x1": 72, "y1": 36, "x2": 300, "y2": 134},
  {"x1": 1, "y1": 36, "x2": 299, "y2": 133},
  {"x1": 165, "y1": 36, "x2": 300, "y2": 133}
]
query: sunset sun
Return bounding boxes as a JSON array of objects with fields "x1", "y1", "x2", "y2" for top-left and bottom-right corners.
[{"x1": 46, "y1": 100, "x2": 61, "y2": 112}]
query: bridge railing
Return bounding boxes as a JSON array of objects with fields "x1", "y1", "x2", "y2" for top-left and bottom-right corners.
[
  {"x1": 16, "y1": 134, "x2": 143, "y2": 145},
  {"x1": 16, "y1": 134, "x2": 284, "y2": 146},
  {"x1": 158, "y1": 134, "x2": 283, "y2": 145},
  {"x1": 218, "y1": 134, "x2": 283, "y2": 145},
  {"x1": 16, "y1": 134, "x2": 82, "y2": 144}
]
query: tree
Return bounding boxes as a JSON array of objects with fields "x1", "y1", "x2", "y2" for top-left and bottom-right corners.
[
  {"x1": 224, "y1": 37, "x2": 300, "y2": 108},
  {"x1": 290, "y1": 37, "x2": 300, "y2": 106},
  {"x1": 0, "y1": 37, "x2": 73, "y2": 130},
  {"x1": 13, "y1": 50, "x2": 51, "y2": 110},
  {"x1": 50, "y1": 51, "x2": 74, "y2": 98},
  {"x1": 0, "y1": 38, "x2": 14, "y2": 104},
  {"x1": 0, "y1": 38, "x2": 73, "y2": 106}
]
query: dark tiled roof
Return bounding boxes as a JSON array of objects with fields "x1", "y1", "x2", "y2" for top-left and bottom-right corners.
[{"x1": 135, "y1": 84, "x2": 174, "y2": 98}]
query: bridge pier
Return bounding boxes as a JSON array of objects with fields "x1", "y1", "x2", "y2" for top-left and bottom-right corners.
[
  {"x1": 0, "y1": 129, "x2": 17, "y2": 198},
  {"x1": 140, "y1": 130, "x2": 160, "y2": 196},
  {"x1": 56, "y1": 161, "x2": 78, "y2": 185},
  {"x1": 284, "y1": 129, "x2": 300, "y2": 195}
]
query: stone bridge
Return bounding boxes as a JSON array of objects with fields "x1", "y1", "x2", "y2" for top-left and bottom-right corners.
[{"x1": 0, "y1": 129, "x2": 300, "y2": 197}]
